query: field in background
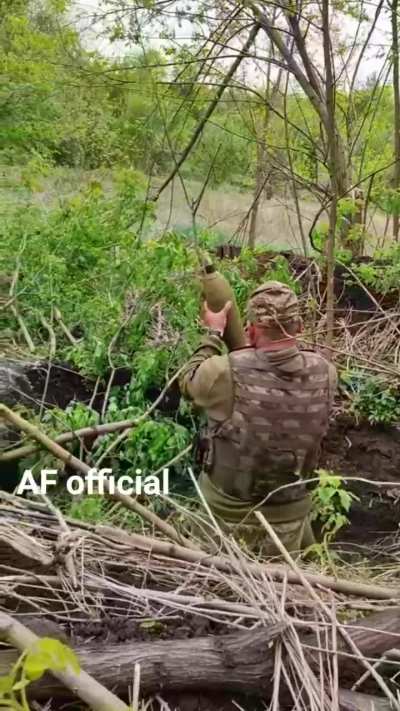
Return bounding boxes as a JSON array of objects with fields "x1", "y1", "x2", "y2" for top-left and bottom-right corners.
[{"x1": 0, "y1": 166, "x2": 389, "y2": 253}]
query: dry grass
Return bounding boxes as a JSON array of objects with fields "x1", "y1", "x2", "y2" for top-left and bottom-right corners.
[
  {"x1": 0, "y1": 493, "x2": 400, "y2": 709},
  {"x1": 0, "y1": 166, "x2": 390, "y2": 253}
]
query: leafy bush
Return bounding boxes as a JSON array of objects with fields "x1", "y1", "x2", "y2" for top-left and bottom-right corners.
[
  {"x1": 353, "y1": 245, "x2": 400, "y2": 294},
  {"x1": 0, "y1": 173, "x2": 200, "y2": 379},
  {"x1": 2, "y1": 171, "x2": 267, "y2": 385},
  {"x1": 4, "y1": 177, "x2": 267, "y2": 504},
  {"x1": 311, "y1": 469, "x2": 358, "y2": 540},
  {"x1": 266, "y1": 254, "x2": 300, "y2": 293},
  {"x1": 341, "y1": 370, "x2": 400, "y2": 425}
]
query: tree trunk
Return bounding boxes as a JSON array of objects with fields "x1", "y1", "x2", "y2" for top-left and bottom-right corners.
[
  {"x1": 304, "y1": 607, "x2": 400, "y2": 681},
  {"x1": 392, "y1": 0, "x2": 400, "y2": 240},
  {"x1": 254, "y1": 4, "x2": 362, "y2": 256},
  {"x1": 248, "y1": 133, "x2": 268, "y2": 248},
  {"x1": 248, "y1": 33, "x2": 282, "y2": 249},
  {"x1": 322, "y1": 0, "x2": 338, "y2": 349}
]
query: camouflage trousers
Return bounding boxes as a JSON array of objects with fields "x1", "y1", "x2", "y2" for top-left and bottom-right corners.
[
  {"x1": 216, "y1": 514, "x2": 316, "y2": 557},
  {"x1": 194, "y1": 471, "x2": 316, "y2": 557}
]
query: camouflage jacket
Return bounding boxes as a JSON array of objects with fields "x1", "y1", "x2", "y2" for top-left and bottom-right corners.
[{"x1": 180, "y1": 335, "x2": 337, "y2": 523}]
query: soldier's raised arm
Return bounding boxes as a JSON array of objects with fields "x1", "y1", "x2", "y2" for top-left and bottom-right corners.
[{"x1": 179, "y1": 302, "x2": 234, "y2": 422}]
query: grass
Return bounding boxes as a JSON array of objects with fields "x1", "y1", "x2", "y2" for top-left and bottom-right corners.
[{"x1": 1, "y1": 164, "x2": 390, "y2": 253}]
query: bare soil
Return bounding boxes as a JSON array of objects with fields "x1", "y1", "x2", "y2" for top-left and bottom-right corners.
[{"x1": 321, "y1": 416, "x2": 400, "y2": 545}]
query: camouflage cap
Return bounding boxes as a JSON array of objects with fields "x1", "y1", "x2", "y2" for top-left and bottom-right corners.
[{"x1": 247, "y1": 280, "x2": 299, "y2": 327}]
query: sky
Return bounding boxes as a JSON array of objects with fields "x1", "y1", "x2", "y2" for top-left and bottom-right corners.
[{"x1": 71, "y1": 0, "x2": 394, "y2": 87}]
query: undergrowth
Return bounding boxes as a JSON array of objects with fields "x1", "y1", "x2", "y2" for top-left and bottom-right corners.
[
  {"x1": 341, "y1": 370, "x2": 400, "y2": 425},
  {"x1": 1, "y1": 173, "x2": 287, "y2": 512},
  {"x1": 308, "y1": 469, "x2": 359, "y2": 570},
  {"x1": 3, "y1": 172, "x2": 399, "y2": 528}
]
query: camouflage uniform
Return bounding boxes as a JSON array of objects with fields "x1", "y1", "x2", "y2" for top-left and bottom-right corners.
[{"x1": 180, "y1": 281, "x2": 337, "y2": 556}]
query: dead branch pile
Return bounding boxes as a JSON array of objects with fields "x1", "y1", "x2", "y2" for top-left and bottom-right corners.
[
  {"x1": 250, "y1": 250, "x2": 400, "y2": 378},
  {"x1": 0, "y1": 493, "x2": 400, "y2": 710},
  {"x1": 297, "y1": 260, "x2": 400, "y2": 378}
]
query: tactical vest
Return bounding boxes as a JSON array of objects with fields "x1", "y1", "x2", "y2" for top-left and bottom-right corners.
[{"x1": 206, "y1": 346, "x2": 333, "y2": 504}]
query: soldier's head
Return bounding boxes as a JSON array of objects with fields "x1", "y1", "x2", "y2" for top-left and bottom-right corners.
[{"x1": 246, "y1": 281, "x2": 302, "y2": 347}]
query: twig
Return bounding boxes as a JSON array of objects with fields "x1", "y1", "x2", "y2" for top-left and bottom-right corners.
[
  {"x1": 10, "y1": 304, "x2": 35, "y2": 352},
  {"x1": 255, "y1": 512, "x2": 398, "y2": 707},
  {"x1": 101, "y1": 306, "x2": 137, "y2": 420},
  {"x1": 0, "y1": 610, "x2": 129, "y2": 711},
  {"x1": 54, "y1": 307, "x2": 80, "y2": 346},
  {"x1": 88, "y1": 376, "x2": 101, "y2": 410},
  {"x1": 96, "y1": 527, "x2": 400, "y2": 600},
  {"x1": 0, "y1": 295, "x2": 16, "y2": 311},
  {"x1": 8, "y1": 241, "x2": 35, "y2": 353},
  {"x1": 39, "y1": 493, "x2": 78, "y2": 589},
  {"x1": 132, "y1": 663, "x2": 141, "y2": 711},
  {"x1": 152, "y1": 24, "x2": 261, "y2": 201},
  {"x1": 94, "y1": 364, "x2": 188, "y2": 467},
  {"x1": 39, "y1": 314, "x2": 57, "y2": 419},
  {"x1": 331, "y1": 594, "x2": 339, "y2": 711},
  {"x1": 336, "y1": 260, "x2": 400, "y2": 339},
  {"x1": 150, "y1": 444, "x2": 192, "y2": 478}
]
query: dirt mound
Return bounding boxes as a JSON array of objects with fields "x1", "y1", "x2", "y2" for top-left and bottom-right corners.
[
  {"x1": 321, "y1": 416, "x2": 400, "y2": 543},
  {"x1": 217, "y1": 244, "x2": 400, "y2": 315},
  {"x1": 322, "y1": 416, "x2": 400, "y2": 482}
]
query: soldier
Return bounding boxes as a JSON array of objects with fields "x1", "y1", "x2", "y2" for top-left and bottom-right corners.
[{"x1": 180, "y1": 281, "x2": 337, "y2": 555}]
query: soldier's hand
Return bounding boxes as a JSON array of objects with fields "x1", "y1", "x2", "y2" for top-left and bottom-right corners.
[{"x1": 201, "y1": 300, "x2": 232, "y2": 336}]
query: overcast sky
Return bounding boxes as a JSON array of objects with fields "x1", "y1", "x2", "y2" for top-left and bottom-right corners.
[{"x1": 72, "y1": 0, "x2": 393, "y2": 86}]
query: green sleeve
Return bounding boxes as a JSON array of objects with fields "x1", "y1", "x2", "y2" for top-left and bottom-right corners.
[{"x1": 179, "y1": 334, "x2": 225, "y2": 400}]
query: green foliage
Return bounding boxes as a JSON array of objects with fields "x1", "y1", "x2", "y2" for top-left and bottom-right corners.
[
  {"x1": 352, "y1": 262, "x2": 380, "y2": 288},
  {"x1": 66, "y1": 496, "x2": 111, "y2": 524},
  {"x1": 1, "y1": 177, "x2": 185, "y2": 378},
  {"x1": 265, "y1": 255, "x2": 300, "y2": 293},
  {"x1": 0, "y1": 0, "x2": 400, "y2": 201},
  {"x1": 353, "y1": 244, "x2": 400, "y2": 294},
  {"x1": 219, "y1": 249, "x2": 260, "y2": 311},
  {"x1": 373, "y1": 188, "x2": 400, "y2": 217},
  {"x1": 4, "y1": 178, "x2": 264, "y2": 504},
  {"x1": 311, "y1": 200, "x2": 364, "y2": 262},
  {"x1": 341, "y1": 370, "x2": 400, "y2": 425},
  {"x1": 0, "y1": 637, "x2": 79, "y2": 710},
  {"x1": 311, "y1": 224, "x2": 354, "y2": 263},
  {"x1": 61, "y1": 401, "x2": 99, "y2": 430},
  {"x1": 121, "y1": 418, "x2": 191, "y2": 473},
  {"x1": 311, "y1": 469, "x2": 358, "y2": 540},
  {"x1": 306, "y1": 470, "x2": 359, "y2": 570}
]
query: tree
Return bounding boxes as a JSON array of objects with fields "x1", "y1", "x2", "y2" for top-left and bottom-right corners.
[{"x1": 390, "y1": 0, "x2": 400, "y2": 240}]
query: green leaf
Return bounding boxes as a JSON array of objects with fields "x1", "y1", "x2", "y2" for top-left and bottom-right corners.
[
  {"x1": 338, "y1": 489, "x2": 352, "y2": 512},
  {"x1": 24, "y1": 638, "x2": 80, "y2": 681},
  {"x1": 318, "y1": 487, "x2": 335, "y2": 505},
  {"x1": 0, "y1": 675, "x2": 14, "y2": 695}
]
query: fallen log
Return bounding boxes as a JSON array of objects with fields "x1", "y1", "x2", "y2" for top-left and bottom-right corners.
[
  {"x1": 0, "y1": 624, "x2": 284, "y2": 700},
  {"x1": 303, "y1": 607, "x2": 400, "y2": 679},
  {"x1": 0, "y1": 610, "x2": 398, "y2": 701}
]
